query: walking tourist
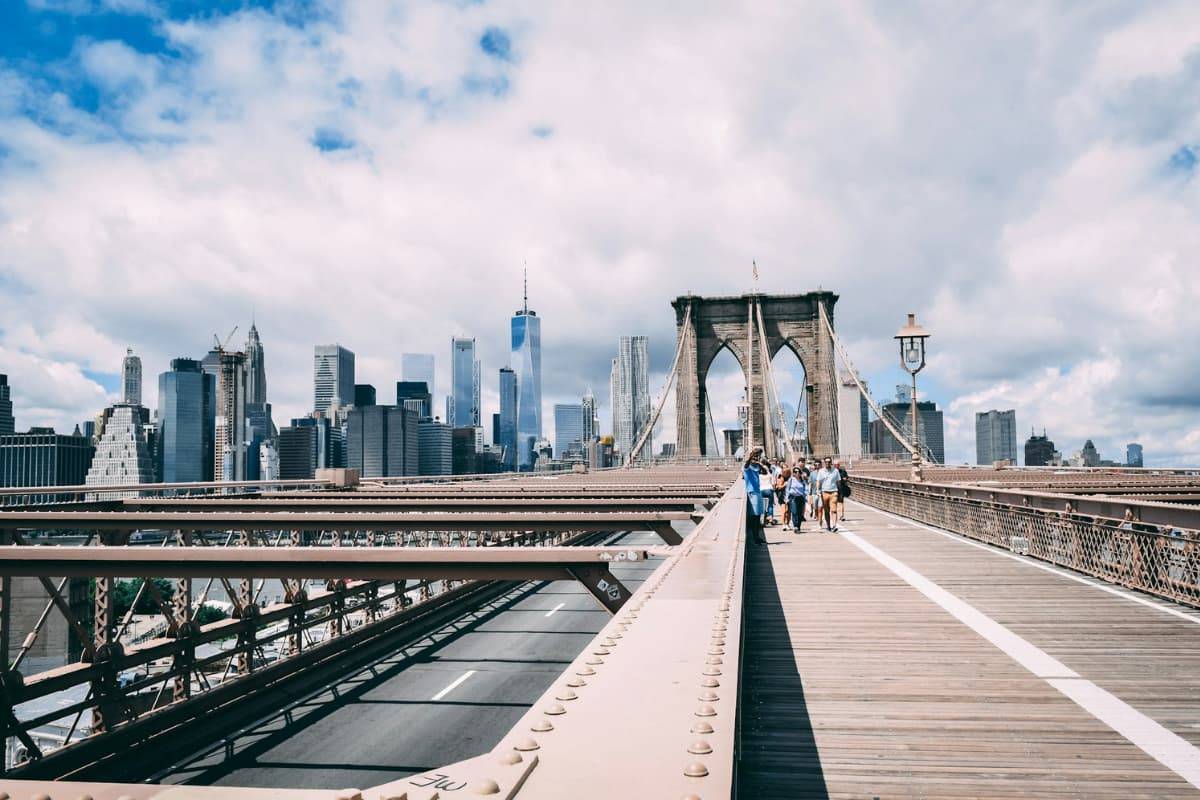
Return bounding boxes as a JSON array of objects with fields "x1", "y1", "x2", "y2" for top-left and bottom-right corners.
[
  {"x1": 834, "y1": 458, "x2": 851, "y2": 522},
  {"x1": 815, "y1": 456, "x2": 841, "y2": 532},
  {"x1": 743, "y1": 448, "x2": 767, "y2": 544},
  {"x1": 785, "y1": 466, "x2": 808, "y2": 533}
]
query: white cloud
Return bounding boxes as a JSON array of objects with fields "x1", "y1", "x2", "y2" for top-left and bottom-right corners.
[{"x1": 1, "y1": 1, "x2": 1199, "y2": 466}]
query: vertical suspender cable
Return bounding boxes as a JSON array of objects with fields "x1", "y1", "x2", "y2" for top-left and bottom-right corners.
[
  {"x1": 626, "y1": 302, "x2": 693, "y2": 466},
  {"x1": 754, "y1": 301, "x2": 797, "y2": 464},
  {"x1": 817, "y1": 302, "x2": 916, "y2": 458}
]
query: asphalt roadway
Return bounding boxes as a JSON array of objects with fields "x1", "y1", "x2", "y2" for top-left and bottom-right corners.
[{"x1": 152, "y1": 527, "x2": 680, "y2": 790}]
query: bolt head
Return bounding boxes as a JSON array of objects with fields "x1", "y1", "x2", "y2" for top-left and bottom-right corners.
[
  {"x1": 472, "y1": 778, "x2": 502, "y2": 795},
  {"x1": 567, "y1": 677, "x2": 586, "y2": 687},
  {"x1": 688, "y1": 739, "x2": 714, "y2": 755},
  {"x1": 555, "y1": 687, "x2": 578, "y2": 701},
  {"x1": 695, "y1": 704, "x2": 717, "y2": 717},
  {"x1": 514, "y1": 737, "x2": 540, "y2": 751},
  {"x1": 499, "y1": 751, "x2": 523, "y2": 765},
  {"x1": 701, "y1": 677, "x2": 720, "y2": 687},
  {"x1": 531, "y1": 718, "x2": 554, "y2": 732},
  {"x1": 576, "y1": 665, "x2": 596, "y2": 676},
  {"x1": 593, "y1": 646, "x2": 610, "y2": 655},
  {"x1": 702, "y1": 667, "x2": 722, "y2": 676},
  {"x1": 545, "y1": 702, "x2": 567, "y2": 715},
  {"x1": 334, "y1": 791, "x2": 363, "y2": 800},
  {"x1": 684, "y1": 761, "x2": 710, "y2": 777},
  {"x1": 691, "y1": 721, "x2": 715, "y2": 735}
]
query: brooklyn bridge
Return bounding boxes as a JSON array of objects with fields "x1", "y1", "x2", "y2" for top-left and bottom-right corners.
[{"x1": 0, "y1": 293, "x2": 1197, "y2": 799}]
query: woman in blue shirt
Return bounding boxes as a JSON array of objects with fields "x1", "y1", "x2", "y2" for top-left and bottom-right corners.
[
  {"x1": 784, "y1": 468, "x2": 808, "y2": 533},
  {"x1": 743, "y1": 448, "x2": 767, "y2": 544}
]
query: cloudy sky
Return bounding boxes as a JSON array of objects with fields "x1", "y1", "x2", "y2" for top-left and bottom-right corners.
[{"x1": 1, "y1": 0, "x2": 1198, "y2": 466}]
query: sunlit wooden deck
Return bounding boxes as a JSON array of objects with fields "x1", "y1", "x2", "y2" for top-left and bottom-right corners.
[{"x1": 739, "y1": 501, "x2": 1200, "y2": 798}]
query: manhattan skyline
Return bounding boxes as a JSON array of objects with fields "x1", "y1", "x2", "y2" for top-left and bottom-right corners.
[{"x1": 1, "y1": 2, "x2": 1198, "y2": 466}]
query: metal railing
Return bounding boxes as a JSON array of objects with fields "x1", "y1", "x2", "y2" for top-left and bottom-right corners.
[{"x1": 853, "y1": 476, "x2": 1200, "y2": 609}]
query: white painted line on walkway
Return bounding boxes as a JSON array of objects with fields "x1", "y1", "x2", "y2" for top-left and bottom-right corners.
[
  {"x1": 839, "y1": 526, "x2": 1200, "y2": 789},
  {"x1": 431, "y1": 670, "x2": 476, "y2": 701},
  {"x1": 545, "y1": 602, "x2": 565, "y2": 617},
  {"x1": 860, "y1": 503, "x2": 1200, "y2": 626}
]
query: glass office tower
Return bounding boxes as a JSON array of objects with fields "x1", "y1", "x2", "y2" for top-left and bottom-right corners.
[
  {"x1": 449, "y1": 338, "x2": 480, "y2": 428},
  {"x1": 511, "y1": 302, "x2": 542, "y2": 470}
]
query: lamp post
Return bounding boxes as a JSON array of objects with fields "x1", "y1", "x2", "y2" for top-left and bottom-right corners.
[{"x1": 894, "y1": 313, "x2": 930, "y2": 482}]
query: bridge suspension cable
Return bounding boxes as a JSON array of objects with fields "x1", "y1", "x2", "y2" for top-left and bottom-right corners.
[
  {"x1": 753, "y1": 298, "x2": 797, "y2": 463},
  {"x1": 816, "y1": 301, "x2": 918, "y2": 459},
  {"x1": 626, "y1": 301, "x2": 693, "y2": 465}
]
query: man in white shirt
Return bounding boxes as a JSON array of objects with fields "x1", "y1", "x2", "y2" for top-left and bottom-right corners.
[{"x1": 814, "y1": 456, "x2": 841, "y2": 532}]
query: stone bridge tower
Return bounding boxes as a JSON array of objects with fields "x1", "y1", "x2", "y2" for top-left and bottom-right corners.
[{"x1": 672, "y1": 292, "x2": 840, "y2": 459}]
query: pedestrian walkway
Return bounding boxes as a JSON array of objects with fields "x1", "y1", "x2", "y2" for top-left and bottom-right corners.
[{"x1": 739, "y1": 502, "x2": 1200, "y2": 799}]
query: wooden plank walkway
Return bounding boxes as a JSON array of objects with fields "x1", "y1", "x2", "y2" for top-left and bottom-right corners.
[{"x1": 739, "y1": 501, "x2": 1200, "y2": 798}]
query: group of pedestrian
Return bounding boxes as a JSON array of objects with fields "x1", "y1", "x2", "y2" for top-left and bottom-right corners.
[{"x1": 743, "y1": 449, "x2": 851, "y2": 544}]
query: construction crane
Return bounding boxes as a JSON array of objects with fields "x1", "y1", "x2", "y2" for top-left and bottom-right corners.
[{"x1": 212, "y1": 326, "x2": 238, "y2": 354}]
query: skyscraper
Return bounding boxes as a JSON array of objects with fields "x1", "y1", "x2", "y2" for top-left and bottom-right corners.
[
  {"x1": 121, "y1": 348, "x2": 142, "y2": 406},
  {"x1": 396, "y1": 381, "x2": 433, "y2": 420},
  {"x1": 245, "y1": 322, "x2": 267, "y2": 406},
  {"x1": 976, "y1": 409, "x2": 1018, "y2": 465},
  {"x1": 554, "y1": 403, "x2": 585, "y2": 460},
  {"x1": 1025, "y1": 430, "x2": 1057, "y2": 466},
  {"x1": 278, "y1": 416, "x2": 340, "y2": 479},
  {"x1": 85, "y1": 404, "x2": 156, "y2": 498},
  {"x1": 242, "y1": 323, "x2": 275, "y2": 481},
  {"x1": 1, "y1": 428, "x2": 93, "y2": 490},
  {"x1": 448, "y1": 338, "x2": 481, "y2": 429},
  {"x1": 511, "y1": 276, "x2": 542, "y2": 470},
  {"x1": 418, "y1": 419, "x2": 453, "y2": 475},
  {"x1": 203, "y1": 349, "x2": 248, "y2": 481},
  {"x1": 498, "y1": 367, "x2": 517, "y2": 470},
  {"x1": 314, "y1": 344, "x2": 355, "y2": 414},
  {"x1": 401, "y1": 353, "x2": 436, "y2": 398},
  {"x1": 869, "y1": 400, "x2": 945, "y2": 464},
  {"x1": 0, "y1": 375, "x2": 13, "y2": 436},
  {"x1": 345, "y1": 405, "x2": 418, "y2": 477},
  {"x1": 157, "y1": 358, "x2": 215, "y2": 482},
  {"x1": 612, "y1": 336, "x2": 651, "y2": 461},
  {"x1": 581, "y1": 389, "x2": 598, "y2": 443},
  {"x1": 1127, "y1": 442, "x2": 1144, "y2": 467},
  {"x1": 354, "y1": 384, "x2": 377, "y2": 407},
  {"x1": 837, "y1": 372, "x2": 863, "y2": 457}
]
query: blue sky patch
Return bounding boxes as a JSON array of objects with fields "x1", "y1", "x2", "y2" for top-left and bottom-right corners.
[
  {"x1": 479, "y1": 26, "x2": 512, "y2": 61},
  {"x1": 82, "y1": 368, "x2": 119, "y2": 393},
  {"x1": 531, "y1": 125, "x2": 552, "y2": 139},
  {"x1": 1167, "y1": 144, "x2": 1197, "y2": 175},
  {"x1": 312, "y1": 127, "x2": 353, "y2": 152}
]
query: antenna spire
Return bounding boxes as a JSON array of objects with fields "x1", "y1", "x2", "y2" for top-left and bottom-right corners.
[{"x1": 523, "y1": 262, "x2": 528, "y2": 314}]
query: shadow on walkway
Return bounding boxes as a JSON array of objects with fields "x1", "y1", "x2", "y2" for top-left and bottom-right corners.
[{"x1": 738, "y1": 536, "x2": 829, "y2": 799}]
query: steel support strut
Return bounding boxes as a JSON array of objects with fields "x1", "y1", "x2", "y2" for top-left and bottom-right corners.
[{"x1": 566, "y1": 565, "x2": 632, "y2": 614}]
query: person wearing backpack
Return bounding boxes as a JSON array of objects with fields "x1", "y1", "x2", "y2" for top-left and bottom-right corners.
[{"x1": 834, "y1": 458, "x2": 851, "y2": 522}]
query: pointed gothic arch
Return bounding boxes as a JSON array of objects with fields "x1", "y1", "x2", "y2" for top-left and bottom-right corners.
[{"x1": 672, "y1": 292, "x2": 840, "y2": 459}]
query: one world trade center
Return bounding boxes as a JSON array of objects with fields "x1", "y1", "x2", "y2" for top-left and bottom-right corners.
[{"x1": 511, "y1": 273, "x2": 542, "y2": 470}]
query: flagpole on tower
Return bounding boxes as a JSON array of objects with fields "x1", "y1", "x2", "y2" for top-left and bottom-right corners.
[{"x1": 752, "y1": 259, "x2": 759, "y2": 292}]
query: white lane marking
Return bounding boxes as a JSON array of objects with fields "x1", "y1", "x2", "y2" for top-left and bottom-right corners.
[
  {"x1": 839, "y1": 526, "x2": 1200, "y2": 789},
  {"x1": 545, "y1": 602, "x2": 565, "y2": 617},
  {"x1": 839, "y1": 528, "x2": 1076, "y2": 678},
  {"x1": 431, "y1": 670, "x2": 476, "y2": 701},
  {"x1": 860, "y1": 503, "x2": 1200, "y2": 626}
]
